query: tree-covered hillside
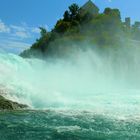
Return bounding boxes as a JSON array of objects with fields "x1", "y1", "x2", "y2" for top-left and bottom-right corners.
[{"x1": 20, "y1": 1, "x2": 140, "y2": 58}]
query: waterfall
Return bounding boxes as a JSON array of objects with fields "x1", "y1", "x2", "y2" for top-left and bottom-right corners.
[{"x1": 0, "y1": 46, "x2": 140, "y2": 116}]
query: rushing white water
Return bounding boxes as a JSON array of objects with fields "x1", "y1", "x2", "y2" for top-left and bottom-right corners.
[{"x1": 0, "y1": 46, "x2": 140, "y2": 117}]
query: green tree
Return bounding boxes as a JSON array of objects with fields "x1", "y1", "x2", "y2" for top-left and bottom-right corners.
[
  {"x1": 63, "y1": 10, "x2": 70, "y2": 21},
  {"x1": 39, "y1": 27, "x2": 47, "y2": 37},
  {"x1": 69, "y1": 4, "x2": 79, "y2": 20},
  {"x1": 54, "y1": 20, "x2": 71, "y2": 33},
  {"x1": 104, "y1": 8, "x2": 121, "y2": 20}
]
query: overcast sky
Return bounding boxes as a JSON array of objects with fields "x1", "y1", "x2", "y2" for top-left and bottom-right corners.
[{"x1": 0, "y1": 0, "x2": 140, "y2": 54}]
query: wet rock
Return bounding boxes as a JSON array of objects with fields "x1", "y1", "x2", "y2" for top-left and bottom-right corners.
[{"x1": 0, "y1": 95, "x2": 28, "y2": 110}]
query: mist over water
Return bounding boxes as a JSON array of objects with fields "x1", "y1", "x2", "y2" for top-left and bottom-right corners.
[{"x1": 0, "y1": 45, "x2": 140, "y2": 117}]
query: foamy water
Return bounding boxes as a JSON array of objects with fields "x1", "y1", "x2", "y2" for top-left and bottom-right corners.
[{"x1": 0, "y1": 47, "x2": 140, "y2": 118}]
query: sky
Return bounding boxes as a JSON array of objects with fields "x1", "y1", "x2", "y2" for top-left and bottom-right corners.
[{"x1": 0, "y1": 0, "x2": 140, "y2": 54}]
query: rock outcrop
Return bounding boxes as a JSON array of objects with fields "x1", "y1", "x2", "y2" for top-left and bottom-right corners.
[{"x1": 0, "y1": 95, "x2": 28, "y2": 110}]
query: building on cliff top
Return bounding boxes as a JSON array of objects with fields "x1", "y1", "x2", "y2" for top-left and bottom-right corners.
[{"x1": 80, "y1": 0, "x2": 99, "y2": 15}]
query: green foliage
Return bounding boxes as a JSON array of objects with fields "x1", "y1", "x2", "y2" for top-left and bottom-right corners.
[
  {"x1": 54, "y1": 20, "x2": 71, "y2": 33},
  {"x1": 30, "y1": 27, "x2": 50, "y2": 53},
  {"x1": 39, "y1": 27, "x2": 47, "y2": 37},
  {"x1": 20, "y1": 2, "x2": 140, "y2": 58},
  {"x1": 69, "y1": 4, "x2": 79, "y2": 20},
  {"x1": 63, "y1": 10, "x2": 70, "y2": 21},
  {"x1": 104, "y1": 8, "x2": 121, "y2": 19},
  {"x1": 131, "y1": 24, "x2": 140, "y2": 40}
]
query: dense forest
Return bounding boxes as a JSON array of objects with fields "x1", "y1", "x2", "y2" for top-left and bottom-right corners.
[{"x1": 20, "y1": 0, "x2": 140, "y2": 58}]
